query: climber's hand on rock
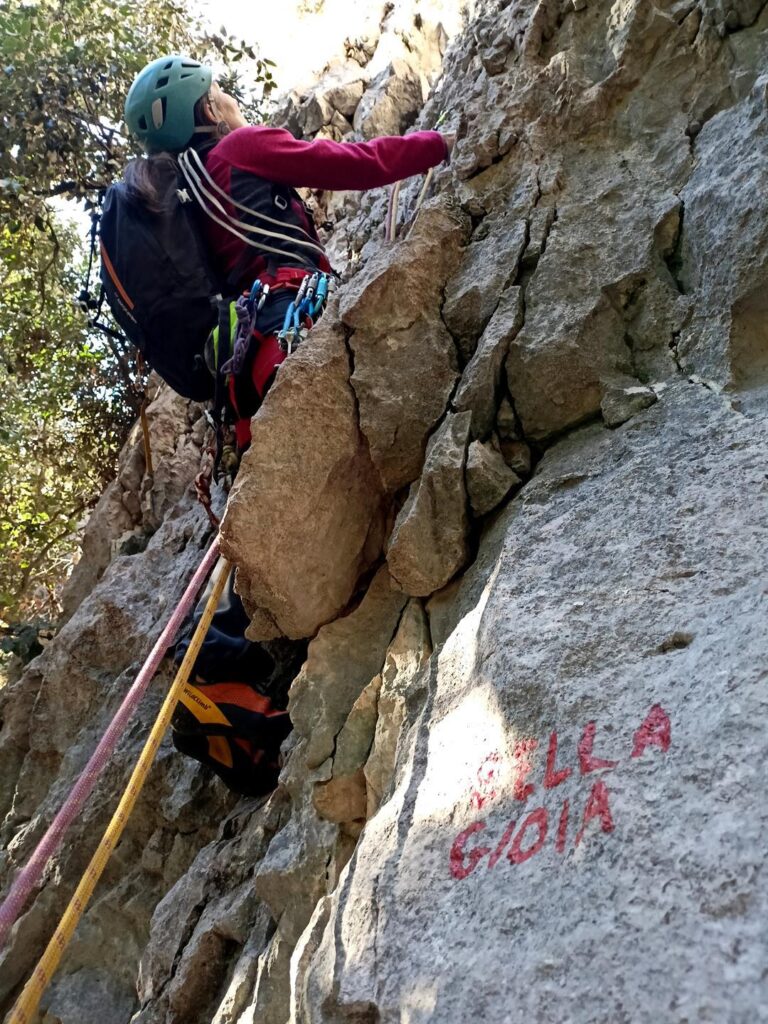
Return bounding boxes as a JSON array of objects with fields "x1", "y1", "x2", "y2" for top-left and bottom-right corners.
[{"x1": 441, "y1": 132, "x2": 456, "y2": 160}]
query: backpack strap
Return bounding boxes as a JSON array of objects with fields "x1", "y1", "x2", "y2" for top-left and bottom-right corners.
[{"x1": 178, "y1": 148, "x2": 323, "y2": 267}]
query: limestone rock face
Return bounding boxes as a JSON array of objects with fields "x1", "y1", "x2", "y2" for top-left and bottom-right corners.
[
  {"x1": 220, "y1": 312, "x2": 386, "y2": 641},
  {"x1": 299, "y1": 383, "x2": 768, "y2": 1023},
  {"x1": 443, "y1": 221, "x2": 528, "y2": 362},
  {"x1": 387, "y1": 411, "x2": 472, "y2": 596},
  {"x1": 289, "y1": 565, "x2": 407, "y2": 771},
  {"x1": 453, "y1": 286, "x2": 525, "y2": 437},
  {"x1": 678, "y1": 77, "x2": 768, "y2": 388},
  {"x1": 5, "y1": 0, "x2": 768, "y2": 1022},
  {"x1": 342, "y1": 199, "x2": 469, "y2": 493},
  {"x1": 466, "y1": 438, "x2": 520, "y2": 515},
  {"x1": 0, "y1": 499, "x2": 232, "y2": 1021},
  {"x1": 601, "y1": 381, "x2": 658, "y2": 428},
  {"x1": 60, "y1": 384, "x2": 206, "y2": 623},
  {"x1": 353, "y1": 60, "x2": 425, "y2": 138}
]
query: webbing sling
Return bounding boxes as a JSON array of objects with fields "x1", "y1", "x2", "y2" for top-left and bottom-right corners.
[{"x1": 178, "y1": 148, "x2": 324, "y2": 267}]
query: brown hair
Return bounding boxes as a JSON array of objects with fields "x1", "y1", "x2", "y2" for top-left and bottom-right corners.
[{"x1": 123, "y1": 96, "x2": 230, "y2": 213}]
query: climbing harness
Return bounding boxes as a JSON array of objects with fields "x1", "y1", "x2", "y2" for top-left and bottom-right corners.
[
  {"x1": 0, "y1": 538, "x2": 222, "y2": 953},
  {"x1": 199, "y1": 265, "x2": 334, "y2": 491},
  {"x1": 219, "y1": 282, "x2": 271, "y2": 376},
  {"x1": 5, "y1": 552, "x2": 232, "y2": 1024}
]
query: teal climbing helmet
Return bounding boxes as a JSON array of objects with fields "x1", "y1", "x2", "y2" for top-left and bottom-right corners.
[{"x1": 124, "y1": 55, "x2": 212, "y2": 153}]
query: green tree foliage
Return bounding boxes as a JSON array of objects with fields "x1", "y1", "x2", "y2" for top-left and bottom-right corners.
[
  {"x1": 0, "y1": 0, "x2": 274, "y2": 629},
  {"x1": 0, "y1": 214, "x2": 131, "y2": 619}
]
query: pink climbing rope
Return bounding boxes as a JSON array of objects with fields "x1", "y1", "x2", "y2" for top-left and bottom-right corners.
[{"x1": 0, "y1": 535, "x2": 221, "y2": 951}]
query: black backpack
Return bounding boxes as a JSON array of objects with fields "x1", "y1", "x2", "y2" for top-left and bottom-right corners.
[{"x1": 99, "y1": 165, "x2": 223, "y2": 401}]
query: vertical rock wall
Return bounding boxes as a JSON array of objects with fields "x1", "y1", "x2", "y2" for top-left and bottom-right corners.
[
  {"x1": 2, "y1": 0, "x2": 768, "y2": 1022},
  {"x1": 221, "y1": 0, "x2": 768, "y2": 1019}
]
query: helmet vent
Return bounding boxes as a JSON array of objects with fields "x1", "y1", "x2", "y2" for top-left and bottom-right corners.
[
  {"x1": 179, "y1": 72, "x2": 193, "y2": 79},
  {"x1": 163, "y1": 61, "x2": 173, "y2": 69},
  {"x1": 181, "y1": 60, "x2": 199, "y2": 67},
  {"x1": 137, "y1": 115, "x2": 148, "y2": 131},
  {"x1": 151, "y1": 97, "x2": 166, "y2": 129},
  {"x1": 156, "y1": 76, "x2": 169, "y2": 88}
]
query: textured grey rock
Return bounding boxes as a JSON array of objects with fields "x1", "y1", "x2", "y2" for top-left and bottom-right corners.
[
  {"x1": 443, "y1": 221, "x2": 528, "y2": 362},
  {"x1": 289, "y1": 565, "x2": 407, "y2": 771},
  {"x1": 387, "y1": 411, "x2": 473, "y2": 596},
  {"x1": 505, "y1": 170, "x2": 671, "y2": 439},
  {"x1": 601, "y1": 382, "x2": 658, "y2": 427},
  {"x1": 241, "y1": 932, "x2": 292, "y2": 1024},
  {"x1": 498, "y1": 438, "x2": 532, "y2": 477},
  {"x1": 300, "y1": 383, "x2": 768, "y2": 1023},
  {"x1": 353, "y1": 60, "x2": 424, "y2": 138},
  {"x1": 299, "y1": 93, "x2": 334, "y2": 136},
  {"x1": 133, "y1": 796, "x2": 284, "y2": 1023},
  {"x1": 61, "y1": 385, "x2": 205, "y2": 623},
  {"x1": 364, "y1": 600, "x2": 432, "y2": 816},
  {"x1": 678, "y1": 76, "x2": 768, "y2": 388},
  {"x1": 42, "y1": 968, "x2": 136, "y2": 1024},
  {"x1": 0, "y1": 498, "x2": 230, "y2": 1019},
  {"x1": 325, "y1": 77, "x2": 366, "y2": 119},
  {"x1": 221, "y1": 310, "x2": 386, "y2": 640},
  {"x1": 495, "y1": 396, "x2": 521, "y2": 441},
  {"x1": 8, "y1": 3, "x2": 768, "y2": 1023},
  {"x1": 453, "y1": 287, "x2": 525, "y2": 436},
  {"x1": 466, "y1": 438, "x2": 520, "y2": 516},
  {"x1": 342, "y1": 199, "x2": 468, "y2": 493}
]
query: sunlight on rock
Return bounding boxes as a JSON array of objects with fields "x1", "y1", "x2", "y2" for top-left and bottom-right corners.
[{"x1": 196, "y1": 0, "x2": 467, "y2": 96}]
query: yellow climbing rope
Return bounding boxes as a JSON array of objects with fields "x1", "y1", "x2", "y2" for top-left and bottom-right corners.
[{"x1": 7, "y1": 555, "x2": 232, "y2": 1024}]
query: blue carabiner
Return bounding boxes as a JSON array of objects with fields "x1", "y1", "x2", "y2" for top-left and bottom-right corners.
[
  {"x1": 312, "y1": 274, "x2": 329, "y2": 319},
  {"x1": 248, "y1": 280, "x2": 262, "y2": 315}
]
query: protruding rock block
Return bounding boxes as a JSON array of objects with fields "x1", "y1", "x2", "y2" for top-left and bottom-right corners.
[
  {"x1": 466, "y1": 438, "x2": 521, "y2": 516},
  {"x1": 601, "y1": 381, "x2": 658, "y2": 427},
  {"x1": 289, "y1": 566, "x2": 407, "y2": 770},
  {"x1": 387, "y1": 411, "x2": 473, "y2": 596},
  {"x1": 221, "y1": 311, "x2": 385, "y2": 640},
  {"x1": 443, "y1": 220, "x2": 527, "y2": 361},
  {"x1": 453, "y1": 287, "x2": 525, "y2": 437},
  {"x1": 341, "y1": 199, "x2": 469, "y2": 492},
  {"x1": 353, "y1": 59, "x2": 424, "y2": 138}
]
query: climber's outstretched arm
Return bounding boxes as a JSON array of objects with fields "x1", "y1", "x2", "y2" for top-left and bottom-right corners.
[{"x1": 207, "y1": 124, "x2": 451, "y2": 192}]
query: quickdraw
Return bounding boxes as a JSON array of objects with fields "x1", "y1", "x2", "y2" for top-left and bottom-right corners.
[{"x1": 276, "y1": 271, "x2": 333, "y2": 355}]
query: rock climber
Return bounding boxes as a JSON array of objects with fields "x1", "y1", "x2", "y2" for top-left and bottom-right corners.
[
  {"x1": 122, "y1": 54, "x2": 454, "y2": 449},
  {"x1": 116, "y1": 54, "x2": 454, "y2": 796}
]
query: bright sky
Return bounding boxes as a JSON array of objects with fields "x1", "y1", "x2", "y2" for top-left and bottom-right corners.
[
  {"x1": 195, "y1": 0, "x2": 396, "y2": 95},
  {"x1": 194, "y1": 0, "x2": 466, "y2": 96},
  {"x1": 60, "y1": 0, "x2": 464, "y2": 242}
]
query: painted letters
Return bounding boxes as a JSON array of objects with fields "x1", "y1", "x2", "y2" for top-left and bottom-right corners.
[{"x1": 449, "y1": 703, "x2": 671, "y2": 880}]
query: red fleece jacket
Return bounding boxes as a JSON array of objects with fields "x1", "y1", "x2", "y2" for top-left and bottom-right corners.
[
  {"x1": 207, "y1": 125, "x2": 448, "y2": 191},
  {"x1": 202, "y1": 125, "x2": 448, "y2": 282}
]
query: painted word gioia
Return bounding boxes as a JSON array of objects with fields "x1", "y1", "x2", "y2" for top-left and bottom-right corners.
[{"x1": 450, "y1": 704, "x2": 671, "y2": 880}]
